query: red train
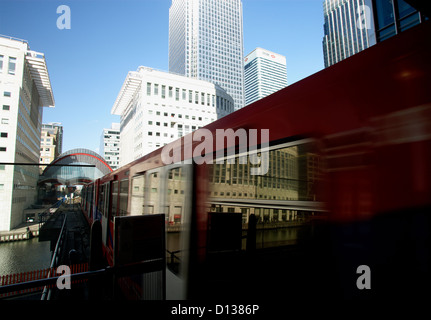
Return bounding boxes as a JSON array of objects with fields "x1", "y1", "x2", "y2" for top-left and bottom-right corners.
[{"x1": 81, "y1": 21, "x2": 431, "y2": 300}]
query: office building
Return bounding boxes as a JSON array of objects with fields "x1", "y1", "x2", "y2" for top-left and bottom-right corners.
[
  {"x1": 323, "y1": 0, "x2": 425, "y2": 68},
  {"x1": 244, "y1": 48, "x2": 288, "y2": 106},
  {"x1": 169, "y1": 0, "x2": 245, "y2": 111},
  {"x1": 322, "y1": 0, "x2": 376, "y2": 68},
  {"x1": 111, "y1": 66, "x2": 234, "y2": 166},
  {"x1": 0, "y1": 35, "x2": 54, "y2": 231},
  {"x1": 39, "y1": 122, "x2": 63, "y2": 173},
  {"x1": 100, "y1": 123, "x2": 120, "y2": 170}
]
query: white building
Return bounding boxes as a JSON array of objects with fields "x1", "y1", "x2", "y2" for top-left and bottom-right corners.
[
  {"x1": 0, "y1": 35, "x2": 54, "y2": 231},
  {"x1": 244, "y1": 48, "x2": 288, "y2": 106},
  {"x1": 169, "y1": 0, "x2": 245, "y2": 111},
  {"x1": 40, "y1": 122, "x2": 63, "y2": 173},
  {"x1": 100, "y1": 123, "x2": 120, "y2": 170},
  {"x1": 111, "y1": 66, "x2": 234, "y2": 166}
]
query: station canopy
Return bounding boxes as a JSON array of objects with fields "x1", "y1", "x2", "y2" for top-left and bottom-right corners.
[{"x1": 39, "y1": 148, "x2": 113, "y2": 186}]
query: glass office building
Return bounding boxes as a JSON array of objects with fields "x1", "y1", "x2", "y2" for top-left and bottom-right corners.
[
  {"x1": 323, "y1": 0, "x2": 425, "y2": 68},
  {"x1": 244, "y1": 48, "x2": 288, "y2": 106},
  {"x1": 169, "y1": 0, "x2": 245, "y2": 111},
  {"x1": 322, "y1": 0, "x2": 376, "y2": 68}
]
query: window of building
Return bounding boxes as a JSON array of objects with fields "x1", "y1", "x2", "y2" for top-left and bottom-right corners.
[
  {"x1": 2, "y1": 105, "x2": 10, "y2": 111},
  {"x1": 1, "y1": 118, "x2": 8, "y2": 124},
  {"x1": 3, "y1": 92, "x2": 11, "y2": 97},
  {"x1": 0, "y1": 55, "x2": 3, "y2": 72},
  {"x1": 154, "y1": 84, "x2": 159, "y2": 95},
  {"x1": 162, "y1": 85, "x2": 166, "y2": 98},
  {"x1": 8, "y1": 57, "x2": 16, "y2": 75},
  {"x1": 147, "y1": 82, "x2": 151, "y2": 96},
  {"x1": 0, "y1": 132, "x2": 7, "y2": 138},
  {"x1": 169, "y1": 86, "x2": 173, "y2": 98},
  {"x1": 148, "y1": 132, "x2": 153, "y2": 136},
  {"x1": 0, "y1": 147, "x2": 6, "y2": 152}
]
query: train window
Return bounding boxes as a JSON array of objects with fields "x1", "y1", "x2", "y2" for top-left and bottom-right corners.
[
  {"x1": 130, "y1": 174, "x2": 145, "y2": 215},
  {"x1": 118, "y1": 179, "x2": 129, "y2": 217},
  {"x1": 111, "y1": 181, "x2": 118, "y2": 220},
  {"x1": 88, "y1": 185, "x2": 93, "y2": 218},
  {"x1": 144, "y1": 171, "x2": 160, "y2": 214},
  {"x1": 103, "y1": 182, "x2": 110, "y2": 218},
  {"x1": 98, "y1": 184, "x2": 105, "y2": 217},
  {"x1": 207, "y1": 140, "x2": 325, "y2": 250}
]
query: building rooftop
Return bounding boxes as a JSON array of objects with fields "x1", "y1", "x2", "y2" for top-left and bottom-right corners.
[{"x1": 0, "y1": 34, "x2": 55, "y2": 108}]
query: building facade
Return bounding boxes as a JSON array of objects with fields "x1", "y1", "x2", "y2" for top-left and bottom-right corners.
[
  {"x1": 244, "y1": 48, "x2": 288, "y2": 106},
  {"x1": 322, "y1": 0, "x2": 376, "y2": 68},
  {"x1": 0, "y1": 35, "x2": 54, "y2": 231},
  {"x1": 323, "y1": 0, "x2": 424, "y2": 68},
  {"x1": 169, "y1": 0, "x2": 245, "y2": 111},
  {"x1": 39, "y1": 122, "x2": 63, "y2": 173},
  {"x1": 100, "y1": 123, "x2": 120, "y2": 170},
  {"x1": 111, "y1": 66, "x2": 234, "y2": 166}
]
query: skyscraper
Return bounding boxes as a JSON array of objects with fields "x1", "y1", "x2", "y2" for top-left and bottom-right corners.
[
  {"x1": 169, "y1": 0, "x2": 245, "y2": 111},
  {"x1": 322, "y1": 0, "x2": 376, "y2": 68},
  {"x1": 322, "y1": 0, "x2": 424, "y2": 68},
  {"x1": 244, "y1": 48, "x2": 288, "y2": 106},
  {"x1": 100, "y1": 123, "x2": 120, "y2": 170}
]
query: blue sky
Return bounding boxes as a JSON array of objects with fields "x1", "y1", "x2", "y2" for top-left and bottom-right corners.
[{"x1": 0, "y1": 0, "x2": 324, "y2": 154}]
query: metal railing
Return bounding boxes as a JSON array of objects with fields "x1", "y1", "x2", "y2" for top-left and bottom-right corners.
[
  {"x1": 40, "y1": 214, "x2": 67, "y2": 300},
  {"x1": 0, "y1": 259, "x2": 165, "y2": 299}
]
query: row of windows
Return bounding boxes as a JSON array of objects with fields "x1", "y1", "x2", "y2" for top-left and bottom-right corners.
[
  {"x1": 146, "y1": 82, "x2": 217, "y2": 107},
  {"x1": 0, "y1": 55, "x2": 16, "y2": 75}
]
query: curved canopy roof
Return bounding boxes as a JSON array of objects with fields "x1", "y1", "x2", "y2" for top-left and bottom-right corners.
[{"x1": 39, "y1": 148, "x2": 112, "y2": 185}]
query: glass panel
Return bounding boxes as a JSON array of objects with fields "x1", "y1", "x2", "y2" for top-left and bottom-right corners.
[
  {"x1": 166, "y1": 165, "x2": 192, "y2": 276},
  {"x1": 8, "y1": 57, "x2": 16, "y2": 75},
  {"x1": 98, "y1": 184, "x2": 105, "y2": 216},
  {"x1": 377, "y1": 24, "x2": 396, "y2": 41},
  {"x1": 111, "y1": 181, "x2": 118, "y2": 220},
  {"x1": 375, "y1": 0, "x2": 395, "y2": 29},
  {"x1": 130, "y1": 175, "x2": 144, "y2": 215},
  {"x1": 206, "y1": 141, "x2": 324, "y2": 251},
  {"x1": 399, "y1": 12, "x2": 421, "y2": 31},
  {"x1": 118, "y1": 179, "x2": 128, "y2": 216},
  {"x1": 144, "y1": 171, "x2": 160, "y2": 214},
  {"x1": 396, "y1": 0, "x2": 416, "y2": 18}
]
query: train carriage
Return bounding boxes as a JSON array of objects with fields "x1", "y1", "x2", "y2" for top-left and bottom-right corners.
[{"x1": 81, "y1": 21, "x2": 431, "y2": 300}]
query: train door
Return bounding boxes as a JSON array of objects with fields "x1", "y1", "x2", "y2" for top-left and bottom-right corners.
[{"x1": 163, "y1": 163, "x2": 193, "y2": 300}]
